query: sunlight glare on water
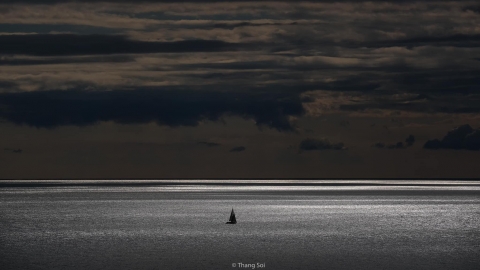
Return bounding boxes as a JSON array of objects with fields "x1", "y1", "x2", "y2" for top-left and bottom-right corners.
[{"x1": 1, "y1": 181, "x2": 479, "y2": 270}]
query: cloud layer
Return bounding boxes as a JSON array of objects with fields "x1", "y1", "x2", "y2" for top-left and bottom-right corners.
[
  {"x1": 0, "y1": 34, "x2": 242, "y2": 56},
  {"x1": 0, "y1": 88, "x2": 304, "y2": 130},
  {"x1": 0, "y1": 1, "x2": 480, "y2": 128}
]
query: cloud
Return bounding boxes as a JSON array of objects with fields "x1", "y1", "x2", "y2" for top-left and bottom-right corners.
[
  {"x1": 424, "y1": 124, "x2": 480, "y2": 150},
  {"x1": 0, "y1": 23, "x2": 122, "y2": 35},
  {"x1": 299, "y1": 138, "x2": 346, "y2": 151},
  {"x1": 463, "y1": 5, "x2": 480, "y2": 13},
  {"x1": 338, "y1": 89, "x2": 480, "y2": 115},
  {"x1": 373, "y1": 135, "x2": 415, "y2": 149},
  {"x1": 212, "y1": 21, "x2": 298, "y2": 30},
  {"x1": 387, "y1": 142, "x2": 404, "y2": 149},
  {"x1": 367, "y1": 34, "x2": 480, "y2": 49},
  {"x1": 0, "y1": 55, "x2": 135, "y2": 66},
  {"x1": 0, "y1": 34, "x2": 243, "y2": 56},
  {"x1": 464, "y1": 130, "x2": 480, "y2": 150},
  {"x1": 230, "y1": 146, "x2": 245, "y2": 152},
  {"x1": 1, "y1": 0, "x2": 480, "y2": 120},
  {"x1": 430, "y1": 124, "x2": 473, "y2": 149},
  {"x1": 0, "y1": 88, "x2": 304, "y2": 131},
  {"x1": 0, "y1": 80, "x2": 18, "y2": 90}
]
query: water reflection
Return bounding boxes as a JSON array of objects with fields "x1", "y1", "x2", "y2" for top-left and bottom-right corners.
[{"x1": 1, "y1": 182, "x2": 479, "y2": 270}]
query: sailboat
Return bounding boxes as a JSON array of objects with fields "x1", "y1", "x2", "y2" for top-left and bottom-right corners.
[{"x1": 226, "y1": 208, "x2": 237, "y2": 224}]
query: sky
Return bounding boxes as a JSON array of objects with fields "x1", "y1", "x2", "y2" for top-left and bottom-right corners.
[{"x1": 1, "y1": 0, "x2": 480, "y2": 179}]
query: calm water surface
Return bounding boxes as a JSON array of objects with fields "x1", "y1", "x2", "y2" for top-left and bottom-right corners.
[{"x1": 1, "y1": 181, "x2": 480, "y2": 270}]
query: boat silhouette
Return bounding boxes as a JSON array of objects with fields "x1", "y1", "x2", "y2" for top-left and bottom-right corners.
[{"x1": 226, "y1": 208, "x2": 237, "y2": 224}]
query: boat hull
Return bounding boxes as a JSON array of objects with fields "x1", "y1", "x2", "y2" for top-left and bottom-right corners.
[{"x1": 225, "y1": 222, "x2": 236, "y2": 224}]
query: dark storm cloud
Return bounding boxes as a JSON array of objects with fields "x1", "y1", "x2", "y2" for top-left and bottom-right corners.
[
  {"x1": 0, "y1": 88, "x2": 304, "y2": 131},
  {"x1": 1, "y1": 0, "x2": 479, "y2": 119},
  {"x1": 0, "y1": 80, "x2": 18, "y2": 90},
  {"x1": 424, "y1": 124, "x2": 480, "y2": 150},
  {"x1": 0, "y1": 23, "x2": 121, "y2": 35},
  {"x1": 0, "y1": 55, "x2": 135, "y2": 66},
  {"x1": 389, "y1": 70, "x2": 480, "y2": 94},
  {"x1": 230, "y1": 146, "x2": 246, "y2": 152},
  {"x1": 0, "y1": 34, "x2": 242, "y2": 56},
  {"x1": 372, "y1": 34, "x2": 480, "y2": 49},
  {"x1": 299, "y1": 138, "x2": 346, "y2": 151}
]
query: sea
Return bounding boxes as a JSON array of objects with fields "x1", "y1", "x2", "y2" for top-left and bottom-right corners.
[{"x1": 1, "y1": 180, "x2": 479, "y2": 270}]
